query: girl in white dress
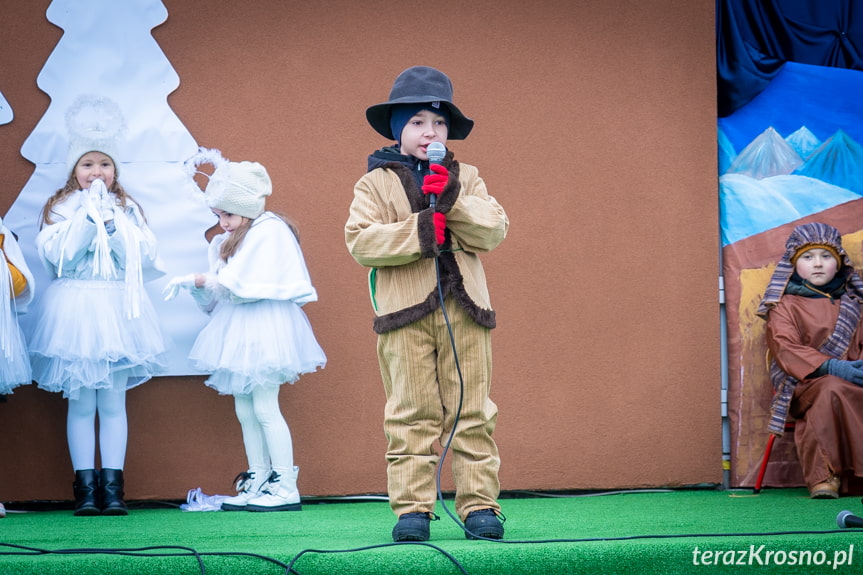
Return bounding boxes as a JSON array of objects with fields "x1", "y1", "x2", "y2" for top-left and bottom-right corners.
[
  {"x1": 30, "y1": 96, "x2": 168, "y2": 516},
  {"x1": 164, "y1": 150, "x2": 326, "y2": 512}
]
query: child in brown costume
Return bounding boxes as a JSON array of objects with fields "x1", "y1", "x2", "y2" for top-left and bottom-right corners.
[{"x1": 758, "y1": 222, "x2": 863, "y2": 498}]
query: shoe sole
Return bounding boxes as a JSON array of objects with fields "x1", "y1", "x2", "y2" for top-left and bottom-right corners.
[
  {"x1": 220, "y1": 503, "x2": 248, "y2": 511},
  {"x1": 811, "y1": 491, "x2": 839, "y2": 499},
  {"x1": 74, "y1": 507, "x2": 100, "y2": 517},
  {"x1": 246, "y1": 503, "x2": 302, "y2": 512},
  {"x1": 394, "y1": 534, "x2": 429, "y2": 542},
  {"x1": 466, "y1": 531, "x2": 504, "y2": 540}
]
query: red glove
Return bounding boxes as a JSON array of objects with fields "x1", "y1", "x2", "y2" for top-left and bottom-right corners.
[
  {"x1": 433, "y1": 212, "x2": 446, "y2": 245},
  {"x1": 422, "y1": 163, "x2": 449, "y2": 196}
]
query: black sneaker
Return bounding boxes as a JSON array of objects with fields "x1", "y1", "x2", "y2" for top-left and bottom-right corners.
[
  {"x1": 392, "y1": 512, "x2": 437, "y2": 542},
  {"x1": 464, "y1": 508, "x2": 505, "y2": 540}
]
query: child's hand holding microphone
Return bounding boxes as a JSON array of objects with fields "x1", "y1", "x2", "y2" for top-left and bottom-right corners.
[
  {"x1": 422, "y1": 163, "x2": 448, "y2": 197},
  {"x1": 423, "y1": 142, "x2": 448, "y2": 246}
]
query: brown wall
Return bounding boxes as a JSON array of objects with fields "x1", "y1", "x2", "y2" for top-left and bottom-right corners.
[{"x1": 0, "y1": 0, "x2": 720, "y2": 501}]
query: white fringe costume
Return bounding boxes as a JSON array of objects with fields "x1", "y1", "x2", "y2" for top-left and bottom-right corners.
[
  {"x1": 30, "y1": 96, "x2": 168, "y2": 400},
  {"x1": 0, "y1": 219, "x2": 36, "y2": 394},
  {"x1": 29, "y1": 190, "x2": 168, "y2": 399}
]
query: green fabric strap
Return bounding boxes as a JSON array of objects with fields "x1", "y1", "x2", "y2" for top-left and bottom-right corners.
[{"x1": 369, "y1": 268, "x2": 378, "y2": 311}]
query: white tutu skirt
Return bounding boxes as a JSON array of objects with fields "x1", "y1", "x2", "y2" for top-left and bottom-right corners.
[
  {"x1": 189, "y1": 298, "x2": 326, "y2": 395},
  {"x1": 0, "y1": 321, "x2": 31, "y2": 394},
  {"x1": 29, "y1": 278, "x2": 168, "y2": 399}
]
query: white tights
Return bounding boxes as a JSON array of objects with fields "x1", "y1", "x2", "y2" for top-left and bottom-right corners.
[
  {"x1": 234, "y1": 385, "x2": 294, "y2": 471},
  {"x1": 67, "y1": 385, "x2": 128, "y2": 471}
]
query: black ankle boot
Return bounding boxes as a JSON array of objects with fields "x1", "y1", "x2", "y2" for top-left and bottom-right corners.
[
  {"x1": 73, "y1": 469, "x2": 100, "y2": 516},
  {"x1": 100, "y1": 468, "x2": 128, "y2": 516}
]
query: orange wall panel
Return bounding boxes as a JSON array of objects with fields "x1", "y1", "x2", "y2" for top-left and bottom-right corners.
[{"x1": 0, "y1": 0, "x2": 720, "y2": 501}]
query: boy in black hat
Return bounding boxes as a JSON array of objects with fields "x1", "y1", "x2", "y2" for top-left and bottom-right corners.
[{"x1": 345, "y1": 66, "x2": 509, "y2": 542}]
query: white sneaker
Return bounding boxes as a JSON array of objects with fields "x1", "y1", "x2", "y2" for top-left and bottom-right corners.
[
  {"x1": 220, "y1": 468, "x2": 269, "y2": 511},
  {"x1": 246, "y1": 467, "x2": 301, "y2": 512}
]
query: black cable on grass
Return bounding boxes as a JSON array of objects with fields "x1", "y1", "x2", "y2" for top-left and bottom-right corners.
[
  {"x1": 286, "y1": 541, "x2": 470, "y2": 575},
  {"x1": 0, "y1": 542, "x2": 299, "y2": 575}
]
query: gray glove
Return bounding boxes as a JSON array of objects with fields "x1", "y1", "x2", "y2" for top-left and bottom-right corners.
[{"x1": 825, "y1": 358, "x2": 863, "y2": 385}]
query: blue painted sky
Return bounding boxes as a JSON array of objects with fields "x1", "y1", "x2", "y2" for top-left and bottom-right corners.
[
  {"x1": 718, "y1": 62, "x2": 863, "y2": 246},
  {"x1": 719, "y1": 62, "x2": 863, "y2": 155}
]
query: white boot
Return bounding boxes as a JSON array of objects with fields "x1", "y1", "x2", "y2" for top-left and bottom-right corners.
[
  {"x1": 246, "y1": 466, "x2": 301, "y2": 512},
  {"x1": 220, "y1": 467, "x2": 270, "y2": 511}
]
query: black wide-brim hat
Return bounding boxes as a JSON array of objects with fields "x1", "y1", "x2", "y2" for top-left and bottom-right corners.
[{"x1": 366, "y1": 66, "x2": 474, "y2": 141}]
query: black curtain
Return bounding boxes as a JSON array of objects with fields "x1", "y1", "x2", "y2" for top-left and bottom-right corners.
[{"x1": 717, "y1": 0, "x2": 863, "y2": 117}]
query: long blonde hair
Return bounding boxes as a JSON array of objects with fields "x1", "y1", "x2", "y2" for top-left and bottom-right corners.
[{"x1": 219, "y1": 211, "x2": 299, "y2": 261}]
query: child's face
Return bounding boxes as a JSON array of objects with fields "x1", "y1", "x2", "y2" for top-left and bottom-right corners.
[
  {"x1": 795, "y1": 248, "x2": 839, "y2": 286},
  {"x1": 398, "y1": 109, "x2": 448, "y2": 160},
  {"x1": 74, "y1": 152, "x2": 115, "y2": 190},
  {"x1": 212, "y1": 208, "x2": 247, "y2": 233}
]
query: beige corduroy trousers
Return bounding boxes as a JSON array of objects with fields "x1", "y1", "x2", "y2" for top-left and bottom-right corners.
[{"x1": 377, "y1": 297, "x2": 501, "y2": 520}]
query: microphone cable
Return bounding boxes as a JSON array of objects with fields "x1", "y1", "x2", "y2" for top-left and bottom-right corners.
[
  {"x1": 425, "y1": 146, "x2": 504, "y2": 541},
  {"x1": 430, "y1": 242, "x2": 471, "y2": 538},
  {"x1": 424, "y1": 142, "x2": 492, "y2": 540}
]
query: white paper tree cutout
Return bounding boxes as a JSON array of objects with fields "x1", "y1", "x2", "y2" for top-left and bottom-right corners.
[
  {"x1": 4, "y1": 0, "x2": 214, "y2": 374},
  {"x1": 0, "y1": 91, "x2": 11, "y2": 125}
]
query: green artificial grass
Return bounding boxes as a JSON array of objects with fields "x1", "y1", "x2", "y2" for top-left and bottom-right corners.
[{"x1": 2, "y1": 489, "x2": 863, "y2": 574}]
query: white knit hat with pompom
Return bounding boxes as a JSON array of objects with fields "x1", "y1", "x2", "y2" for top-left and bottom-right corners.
[
  {"x1": 65, "y1": 95, "x2": 126, "y2": 176},
  {"x1": 184, "y1": 148, "x2": 271, "y2": 219},
  {"x1": 205, "y1": 161, "x2": 272, "y2": 219}
]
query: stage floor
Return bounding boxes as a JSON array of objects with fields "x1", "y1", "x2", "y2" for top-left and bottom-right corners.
[{"x1": 1, "y1": 488, "x2": 861, "y2": 574}]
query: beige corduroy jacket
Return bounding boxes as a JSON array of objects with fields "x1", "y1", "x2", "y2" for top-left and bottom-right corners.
[{"x1": 345, "y1": 154, "x2": 508, "y2": 334}]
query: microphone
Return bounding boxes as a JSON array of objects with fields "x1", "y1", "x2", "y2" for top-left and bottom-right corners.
[
  {"x1": 426, "y1": 142, "x2": 446, "y2": 208},
  {"x1": 427, "y1": 142, "x2": 446, "y2": 165},
  {"x1": 836, "y1": 510, "x2": 863, "y2": 528}
]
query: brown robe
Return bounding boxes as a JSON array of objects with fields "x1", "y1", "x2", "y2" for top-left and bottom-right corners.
[{"x1": 766, "y1": 294, "x2": 863, "y2": 492}]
